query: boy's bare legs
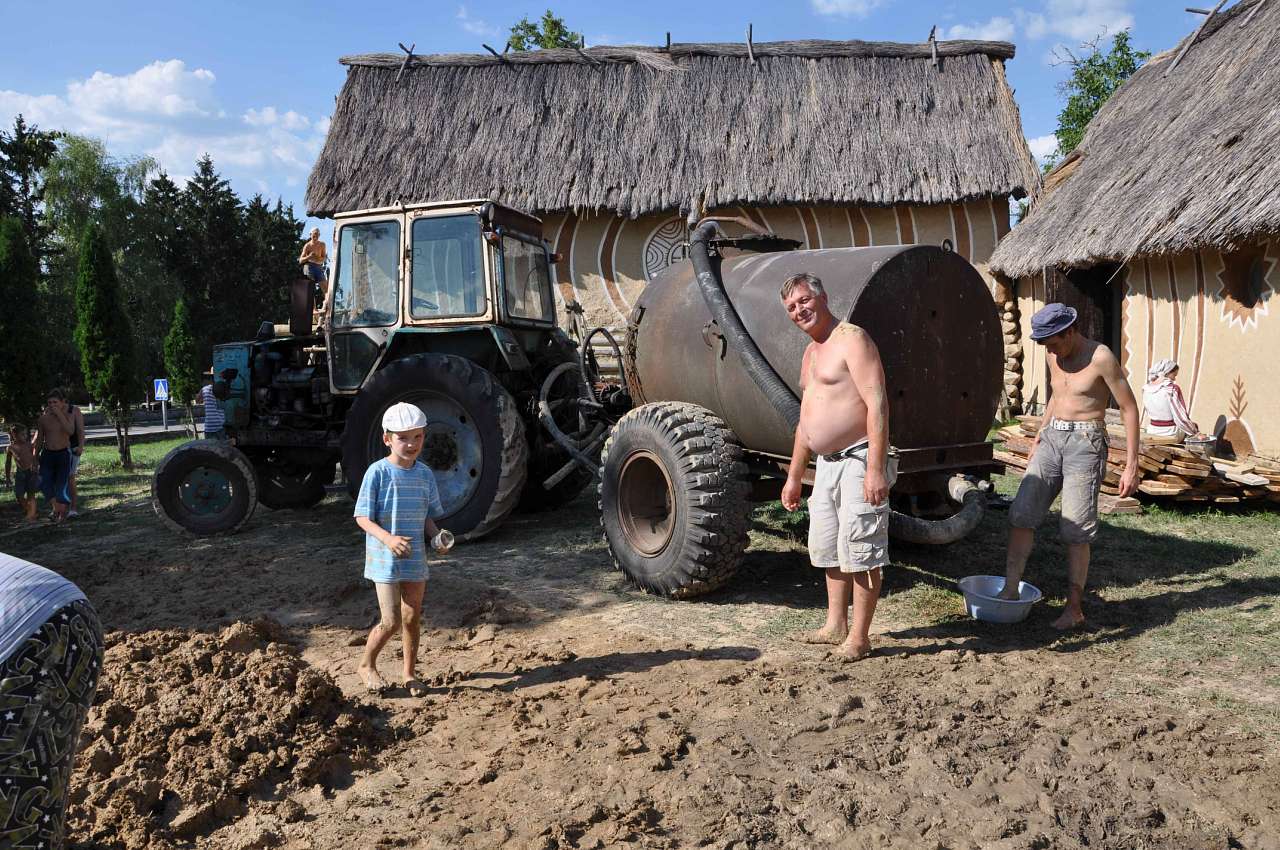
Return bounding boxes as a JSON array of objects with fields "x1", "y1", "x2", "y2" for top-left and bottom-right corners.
[
  {"x1": 998, "y1": 527, "x2": 1036, "y2": 600},
  {"x1": 1052, "y1": 544, "x2": 1089, "y2": 630},
  {"x1": 359, "y1": 583, "x2": 402, "y2": 691},
  {"x1": 398, "y1": 581, "x2": 427, "y2": 694},
  {"x1": 833, "y1": 567, "x2": 880, "y2": 661},
  {"x1": 797, "y1": 568, "x2": 852, "y2": 644}
]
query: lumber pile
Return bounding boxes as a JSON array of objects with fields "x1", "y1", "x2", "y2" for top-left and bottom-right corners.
[{"x1": 995, "y1": 416, "x2": 1280, "y2": 507}]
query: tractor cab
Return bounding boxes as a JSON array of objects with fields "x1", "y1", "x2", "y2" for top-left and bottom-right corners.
[{"x1": 325, "y1": 200, "x2": 558, "y2": 393}]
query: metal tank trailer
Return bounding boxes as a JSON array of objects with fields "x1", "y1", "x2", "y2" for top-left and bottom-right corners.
[{"x1": 595, "y1": 219, "x2": 1004, "y2": 597}]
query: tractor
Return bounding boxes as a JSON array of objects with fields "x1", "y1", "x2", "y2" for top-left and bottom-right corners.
[{"x1": 152, "y1": 200, "x2": 620, "y2": 539}]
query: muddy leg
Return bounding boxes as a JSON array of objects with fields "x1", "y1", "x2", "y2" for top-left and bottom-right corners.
[
  {"x1": 999, "y1": 527, "x2": 1035, "y2": 600},
  {"x1": 359, "y1": 583, "x2": 401, "y2": 691},
  {"x1": 833, "y1": 568, "x2": 880, "y2": 661},
  {"x1": 1053, "y1": 543, "x2": 1089, "y2": 630},
  {"x1": 399, "y1": 580, "x2": 426, "y2": 687}
]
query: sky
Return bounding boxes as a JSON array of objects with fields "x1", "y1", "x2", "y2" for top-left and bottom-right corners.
[{"x1": 0, "y1": 0, "x2": 1221, "y2": 234}]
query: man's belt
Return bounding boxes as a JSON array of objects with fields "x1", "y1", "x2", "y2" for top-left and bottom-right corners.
[
  {"x1": 1049, "y1": 419, "x2": 1106, "y2": 432},
  {"x1": 1149, "y1": 419, "x2": 1175, "y2": 427},
  {"x1": 821, "y1": 442, "x2": 869, "y2": 462}
]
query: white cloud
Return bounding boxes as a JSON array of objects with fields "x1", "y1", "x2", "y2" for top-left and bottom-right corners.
[
  {"x1": 456, "y1": 5, "x2": 500, "y2": 39},
  {"x1": 0, "y1": 59, "x2": 327, "y2": 211},
  {"x1": 1027, "y1": 133, "x2": 1059, "y2": 164},
  {"x1": 1015, "y1": 1, "x2": 1134, "y2": 43},
  {"x1": 945, "y1": 16, "x2": 1016, "y2": 41},
  {"x1": 810, "y1": 0, "x2": 882, "y2": 18}
]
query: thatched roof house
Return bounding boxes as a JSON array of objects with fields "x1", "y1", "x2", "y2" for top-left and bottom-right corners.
[
  {"x1": 988, "y1": 0, "x2": 1280, "y2": 456},
  {"x1": 308, "y1": 38, "x2": 1037, "y2": 378}
]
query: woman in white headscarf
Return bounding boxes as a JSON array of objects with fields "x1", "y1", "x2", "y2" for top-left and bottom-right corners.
[{"x1": 1142, "y1": 359, "x2": 1202, "y2": 439}]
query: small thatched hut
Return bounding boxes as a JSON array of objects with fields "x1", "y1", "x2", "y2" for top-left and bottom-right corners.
[
  {"x1": 309, "y1": 38, "x2": 1037, "y2": 365},
  {"x1": 988, "y1": 0, "x2": 1279, "y2": 455}
]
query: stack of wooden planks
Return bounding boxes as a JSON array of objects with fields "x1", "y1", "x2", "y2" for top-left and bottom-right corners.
[{"x1": 994, "y1": 416, "x2": 1280, "y2": 507}]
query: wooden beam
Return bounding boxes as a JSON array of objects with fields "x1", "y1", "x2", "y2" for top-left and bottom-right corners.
[
  {"x1": 395, "y1": 42, "x2": 416, "y2": 82},
  {"x1": 1165, "y1": 0, "x2": 1228, "y2": 77},
  {"x1": 481, "y1": 43, "x2": 509, "y2": 63},
  {"x1": 927, "y1": 25, "x2": 938, "y2": 68},
  {"x1": 746, "y1": 23, "x2": 755, "y2": 64},
  {"x1": 1241, "y1": 0, "x2": 1269, "y2": 26}
]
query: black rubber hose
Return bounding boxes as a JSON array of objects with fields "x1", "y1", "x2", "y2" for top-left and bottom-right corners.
[
  {"x1": 537, "y1": 362, "x2": 601, "y2": 478},
  {"x1": 888, "y1": 477, "x2": 987, "y2": 545},
  {"x1": 688, "y1": 220, "x2": 801, "y2": 428},
  {"x1": 579, "y1": 326, "x2": 625, "y2": 403}
]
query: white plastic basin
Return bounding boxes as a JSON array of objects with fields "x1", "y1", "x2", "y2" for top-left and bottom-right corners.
[{"x1": 957, "y1": 575, "x2": 1042, "y2": 623}]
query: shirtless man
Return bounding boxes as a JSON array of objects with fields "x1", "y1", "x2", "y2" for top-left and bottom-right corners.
[
  {"x1": 999, "y1": 303, "x2": 1140, "y2": 629},
  {"x1": 780, "y1": 273, "x2": 895, "y2": 662},
  {"x1": 34, "y1": 389, "x2": 76, "y2": 522}
]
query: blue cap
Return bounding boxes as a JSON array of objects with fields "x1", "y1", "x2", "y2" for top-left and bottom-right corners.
[{"x1": 1029, "y1": 303, "x2": 1078, "y2": 341}]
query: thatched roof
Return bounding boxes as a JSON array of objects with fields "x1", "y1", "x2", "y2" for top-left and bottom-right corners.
[
  {"x1": 989, "y1": 0, "x2": 1280, "y2": 278},
  {"x1": 306, "y1": 39, "x2": 1038, "y2": 218}
]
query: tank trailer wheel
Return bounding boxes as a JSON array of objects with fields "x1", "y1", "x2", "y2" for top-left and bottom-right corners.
[
  {"x1": 599, "y1": 402, "x2": 752, "y2": 598},
  {"x1": 152, "y1": 440, "x2": 259, "y2": 536},
  {"x1": 341, "y1": 353, "x2": 528, "y2": 540}
]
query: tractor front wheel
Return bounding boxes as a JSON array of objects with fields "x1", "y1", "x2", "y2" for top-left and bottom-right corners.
[{"x1": 152, "y1": 440, "x2": 259, "y2": 536}]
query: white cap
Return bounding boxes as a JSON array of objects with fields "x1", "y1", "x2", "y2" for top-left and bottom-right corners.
[{"x1": 382, "y1": 402, "x2": 428, "y2": 432}]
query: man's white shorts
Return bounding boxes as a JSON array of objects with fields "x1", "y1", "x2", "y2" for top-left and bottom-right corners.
[{"x1": 808, "y1": 442, "x2": 897, "y2": 573}]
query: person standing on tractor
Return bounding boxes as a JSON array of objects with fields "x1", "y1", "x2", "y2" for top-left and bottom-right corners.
[
  {"x1": 299, "y1": 227, "x2": 327, "y2": 292},
  {"x1": 780, "y1": 273, "x2": 895, "y2": 663},
  {"x1": 998, "y1": 303, "x2": 1140, "y2": 629},
  {"x1": 354, "y1": 402, "x2": 452, "y2": 696}
]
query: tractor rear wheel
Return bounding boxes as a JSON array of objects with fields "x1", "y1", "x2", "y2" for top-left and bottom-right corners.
[
  {"x1": 341, "y1": 353, "x2": 528, "y2": 540},
  {"x1": 152, "y1": 440, "x2": 259, "y2": 536},
  {"x1": 599, "y1": 402, "x2": 752, "y2": 598}
]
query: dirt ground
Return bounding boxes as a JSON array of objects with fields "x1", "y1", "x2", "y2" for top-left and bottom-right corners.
[{"x1": 4, "y1": 481, "x2": 1279, "y2": 850}]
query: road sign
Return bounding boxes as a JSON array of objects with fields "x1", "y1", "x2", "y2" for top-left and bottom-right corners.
[{"x1": 154, "y1": 378, "x2": 170, "y2": 401}]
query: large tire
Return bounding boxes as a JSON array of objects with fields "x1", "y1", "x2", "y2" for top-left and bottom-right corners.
[
  {"x1": 599, "y1": 402, "x2": 752, "y2": 598},
  {"x1": 341, "y1": 354, "x2": 528, "y2": 540},
  {"x1": 152, "y1": 440, "x2": 259, "y2": 536},
  {"x1": 255, "y1": 459, "x2": 334, "y2": 510}
]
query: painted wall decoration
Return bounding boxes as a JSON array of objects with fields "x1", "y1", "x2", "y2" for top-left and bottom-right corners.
[
  {"x1": 1014, "y1": 239, "x2": 1279, "y2": 455},
  {"x1": 643, "y1": 219, "x2": 689, "y2": 282}
]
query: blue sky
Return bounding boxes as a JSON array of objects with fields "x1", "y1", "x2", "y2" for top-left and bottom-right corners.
[{"x1": 1, "y1": 1, "x2": 1217, "y2": 232}]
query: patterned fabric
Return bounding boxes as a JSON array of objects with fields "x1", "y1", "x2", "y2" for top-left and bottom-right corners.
[
  {"x1": 199, "y1": 385, "x2": 225, "y2": 433},
  {"x1": 1142, "y1": 379, "x2": 1198, "y2": 437},
  {"x1": 354, "y1": 458, "x2": 443, "y2": 583},
  {"x1": 0, "y1": 559, "x2": 86, "y2": 666},
  {"x1": 0, "y1": 599, "x2": 104, "y2": 849}
]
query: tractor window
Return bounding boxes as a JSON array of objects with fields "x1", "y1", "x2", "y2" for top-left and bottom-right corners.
[
  {"x1": 501, "y1": 235, "x2": 554, "y2": 322},
  {"x1": 410, "y1": 215, "x2": 485, "y2": 319},
  {"x1": 332, "y1": 221, "x2": 400, "y2": 327}
]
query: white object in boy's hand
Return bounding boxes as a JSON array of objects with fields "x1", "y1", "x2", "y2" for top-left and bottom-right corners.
[{"x1": 431, "y1": 529, "x2": 455, "y2": 554}]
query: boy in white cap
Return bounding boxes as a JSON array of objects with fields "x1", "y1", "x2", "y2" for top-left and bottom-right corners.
[{"x1": 354, "y1": 402, "x2": 450, "y2": 695}]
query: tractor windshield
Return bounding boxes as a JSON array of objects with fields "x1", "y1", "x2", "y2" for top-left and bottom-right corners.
[
  {"x1": 501, "y1": 234, "x2": 554, "y2": 322},
  {"x1": 410, "y1": 215, "x2": 486, "y2": 319},
  {"x1": 332, "y1": 220, "x2": 400, "y2": 327}
]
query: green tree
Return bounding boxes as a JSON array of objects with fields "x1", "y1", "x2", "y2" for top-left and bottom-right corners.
[
  {"x1": 181, "y1": 156, "x2": 245, "y2": 352},
  {"x1": 163, "y1": 297, "x2": 201, "y2": 437},
  {"x1": 0, "y1": 218, "x2": 48, "y2": 425},
  {"x1": 74, "y1": 223, "x2": 138, "y2": 467},
  {"x1": 508, "y1": 10, "x2": 581, "y2": 50},
  {"x1": 0, "y1": 115, "x2": 60, "y2": 273},
  {"x1": 1046, "y1": 30, "x2": 1150, "y2": 166}
]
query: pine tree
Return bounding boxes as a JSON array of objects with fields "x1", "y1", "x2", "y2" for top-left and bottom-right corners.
[
  {"x1": 0, "y1": 217, "x2": 47, "y2": 425},
  {"x1": 181, "y1": 156, "x2": 244, "y2": 352},
  {"x1": 0, "y1": 115, "x2": 59, "y2": 274},
  {"x1": 74, "y1": 223, "x2": 137, "y2": 467},
  {"x1": 163, "y1": 297, "x2": 201, "y2": 436}
]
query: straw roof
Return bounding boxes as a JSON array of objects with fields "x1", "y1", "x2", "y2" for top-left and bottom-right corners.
[
  {"x1": 989, "y1": 0, "x2": 1280, "y2": 278},
  {"x1": 306, "y1": 39, "x2": 1038, "y2": 218}
]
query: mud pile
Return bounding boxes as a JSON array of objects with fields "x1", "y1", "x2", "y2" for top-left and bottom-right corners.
[{"x1": 68, "y1": 619, "x2": 383, "y2": 849}]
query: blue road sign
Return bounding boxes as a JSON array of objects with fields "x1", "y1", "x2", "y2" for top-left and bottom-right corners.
[{"x1": 154, "y1": 378, "x2": 170, "y2": 401}]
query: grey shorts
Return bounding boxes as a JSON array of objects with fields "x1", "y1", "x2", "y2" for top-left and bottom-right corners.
[
  {"x1": 808, "y1": 443, "x2": 898, "y2": 573},
  {"x1": 1008, "y1": 425, "x2": 1109, "y2": 544}
]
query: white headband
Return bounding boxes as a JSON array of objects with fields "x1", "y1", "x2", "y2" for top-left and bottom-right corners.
[{"x1": 1148, "y1": 359, "x2": 1177, "y2": 381}]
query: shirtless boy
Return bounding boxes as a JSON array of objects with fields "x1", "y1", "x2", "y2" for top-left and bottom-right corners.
[
  {"x1": 999, "y1": 303, "x2": 1140, "y2": 629},
  {"x1": 780, "y1": 273, "x2": 895, "y2": 662},
  {"x1": 4, "y1": 424, "x2": 39, "y2": 522},
  {"x1": 35, "y1": 389, "x2": 76, "y2": 523}
]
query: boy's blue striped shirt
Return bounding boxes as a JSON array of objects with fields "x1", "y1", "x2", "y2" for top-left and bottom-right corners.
[{"x1": 354, "y1": 458, "x2": 443, "y2": 582}]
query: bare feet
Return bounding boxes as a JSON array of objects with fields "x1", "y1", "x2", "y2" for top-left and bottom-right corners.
[
  {"x1": 1051, "y1": 608, "x2": 1085, "y2": 630},
  {"x1": 795, "y1": 626, "x2": 849, "y2": 645},
  {"x1": 358, "y1": 664, "x2": 390, "y2": 693},
  {"x1": 404, "y1": 678, "x2": 428, "y2": 698},
  {"x1": 996, "y1": 584, "x2": 1021, "y2": 601},
  {"x1": 829, "y1": 639, "x2": 872, "y2": 663}
]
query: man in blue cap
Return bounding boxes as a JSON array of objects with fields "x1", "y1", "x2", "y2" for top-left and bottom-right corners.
[{"x1": 999, "y1": 302, "x2": 1140, "y2": 629}]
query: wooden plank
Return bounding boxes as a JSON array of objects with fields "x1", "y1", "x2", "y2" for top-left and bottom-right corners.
[{"x1": 1140, "y1": 482, "x2": 1188, "y2": 496}]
